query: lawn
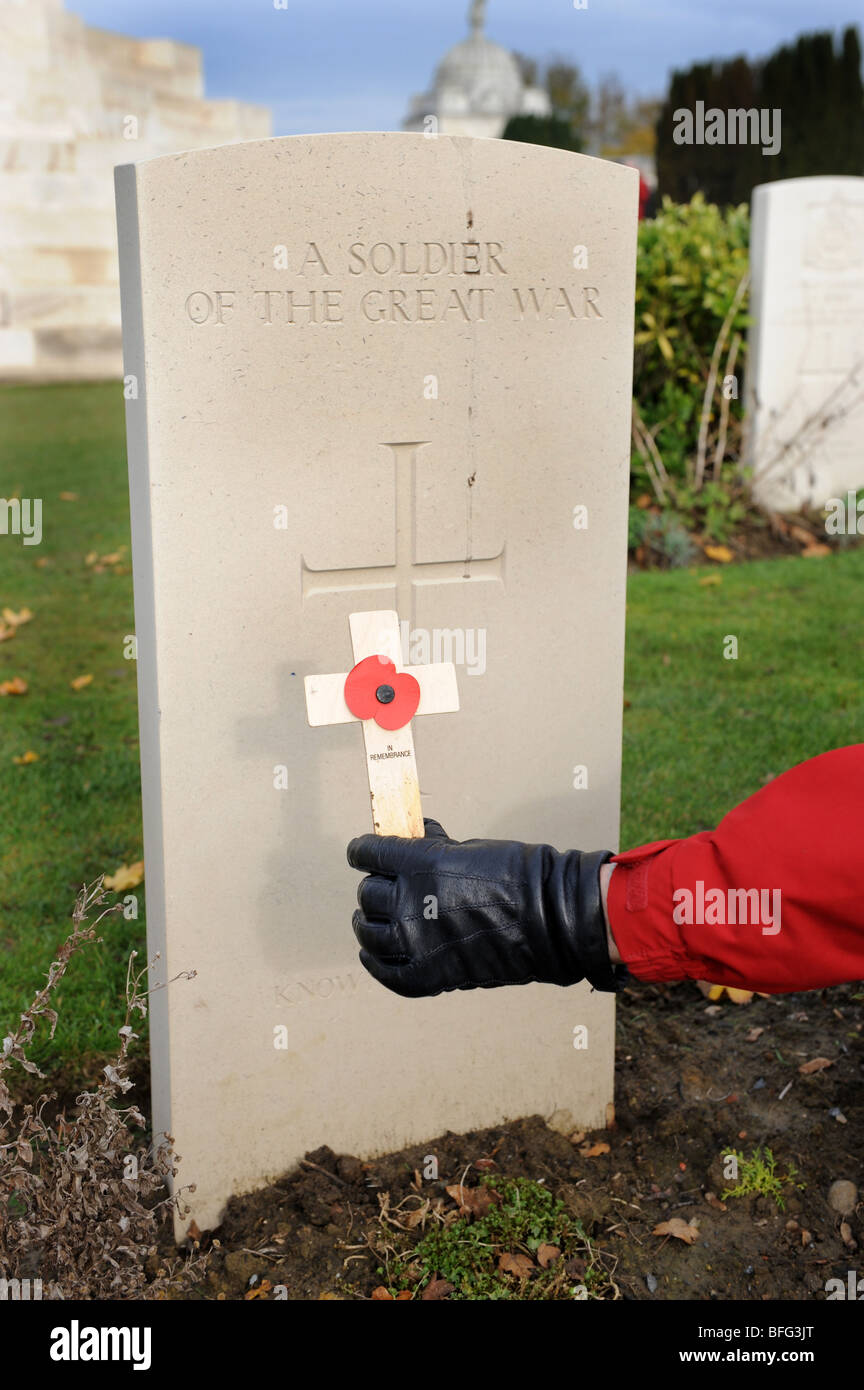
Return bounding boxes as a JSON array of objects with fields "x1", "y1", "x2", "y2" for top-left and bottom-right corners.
[{"x1": 1, "y1": 381, "x2": 863, "y2": 1077}]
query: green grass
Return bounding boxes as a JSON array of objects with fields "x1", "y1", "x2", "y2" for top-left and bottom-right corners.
[
  {"x1": 0, "y1": 382, "x2": 143, "y2": 1073},
  {"x1": 2, "y1": 381, "x2": 864, "y2": 1079},
  {"x1": 620, "y1": 554, "x2": 864, "y2": 846}
]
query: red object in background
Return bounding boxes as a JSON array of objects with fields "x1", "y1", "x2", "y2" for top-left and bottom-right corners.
[
  {"x1": 638, "y1": 172, "x2": 650, "y2": 220},
  {"x1": 608, "y1": 745, "x2": 864, "y2": 994},
  {"x1": 344, "y1": 655, "x2": 420, "y2": 732}
]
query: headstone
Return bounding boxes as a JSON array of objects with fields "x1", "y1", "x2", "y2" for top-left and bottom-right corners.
[
  {"x1": 115, "y1": 132, "x2": 638, "y2": 1236},
  {"x1": 747, "y1": 176, "x2": 864, "y2": 511}
]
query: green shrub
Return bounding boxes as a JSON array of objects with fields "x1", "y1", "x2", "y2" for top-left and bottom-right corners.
[
  {"x1": 632, "y1": 195, "x2": 750, "y2": 523},
  {"x1": 629, "y1": 507, "x2": 699, "y2": 567}
]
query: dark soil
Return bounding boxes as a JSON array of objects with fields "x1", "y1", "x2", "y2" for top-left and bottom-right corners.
[
  {"x1": 629, "y1": 509, "x2": 863, "y2": 570},
  {"x1": 168, "y1": 979, "x2": 863, "y2": 1301}
]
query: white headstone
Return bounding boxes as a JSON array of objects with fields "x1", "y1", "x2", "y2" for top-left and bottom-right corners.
[
  {"x1": 115, "y1": 132, "x2": 638, "y2": 1236},
  {"x1": 747, "y1": 176, "x2": 864, "y2": 510}
]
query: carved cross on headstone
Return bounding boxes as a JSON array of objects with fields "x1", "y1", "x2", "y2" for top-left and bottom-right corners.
[
  {"x1": 300, "y1": 440, "x2": 505, "y2": 625},
  {"x1": 304, "y1": 609, "x2": 459, "y2": 837}
]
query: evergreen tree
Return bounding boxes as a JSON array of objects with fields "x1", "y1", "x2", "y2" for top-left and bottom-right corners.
[
  {"x1": 502, "y1": 113, "x2": 581, "y2": 152},
  {"x1": 657, "y1": 27, "x2": 864, "y2": 203}
]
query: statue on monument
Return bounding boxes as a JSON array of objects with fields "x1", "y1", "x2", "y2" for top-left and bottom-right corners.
[{"x1": 469, "y1": 0, "x2": 486, "y2": 36}]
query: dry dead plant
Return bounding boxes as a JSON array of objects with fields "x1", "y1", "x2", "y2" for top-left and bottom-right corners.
[{"x1": 0, "y1": 879, "x2": 203, "y2": 1299}]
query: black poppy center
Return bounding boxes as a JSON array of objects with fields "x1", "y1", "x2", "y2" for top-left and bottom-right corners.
[{"x1": 375, "y1": 684, "x2": 396, "y2": 705}]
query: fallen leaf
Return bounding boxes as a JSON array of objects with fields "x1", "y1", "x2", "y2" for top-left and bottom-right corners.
[
  {"x1": 0, "y1": 624, "x2": 15, "y2": 643},
  {"x1": 801, "y1": 544, "x2": 831, "y2": 558},
  {"x1": 536, "y1": 1244, "x2": 561, "y2": 1268},
  {"x1": 801, "y1": 1229, "x2": 812, "y2": 1247},
  {"x1": 445, "y1": 1183, "x2": 500, "y2": 1218},
  {"x1": 13, "y1": 751, "x2": 39, "y2": 765},
  {"x1": 395, "y1": 1291, "x2": 412, "y2": 1300},
  {"x1": 568, "y1": 1130, "x2": 586, "y2": 1146},
  {"x1": 705, "y1": 545, "x2": 734, "y2": 563},
  {"x1": 746, "y1": 1027, "x2": 764, "y2": 1042},
  {"x1": 698, "y1": 982, "x2": 725, "y2": 1001},
  {"x1": 697, "y1": 981, "x2": 767, "y2": 1004},
  {"x1": 653, "y1": 1218, "x2": 700, "y2": 1245},
  {"x1": 474, "y1": 1157, "x2": 497, "y2": 1171},
  {"x1": 798, "y1": 1057, "x2": 834, "y2": 1074},
  {"x1": 788, "y1": 524, "x2": 814, "y2": 546},
  {"x1": 103, "y1": 861, "x2": 145, "y2": 892},
  {"x1": 371, "y1": 1286, "x2": 393, "y2": 1300},
  {"x1": 0, "y1": 677, "x2": 28, "y2": 696},
  {"x1": 70, "y1": 673, "x2": 93, "y2": 691},
  {"x1": 840, "y1": 1222, "x2": 856, "y2": 1250},
  {"x1": 498, "y1": 1252, "x2": 534, "y2": 1277},
  {"x1": 245, "y1": 1279, "x2": 273, "y2": 1300},
  {"x1": 401, "y1": 1203, "x2": 429, "y2": 1230},
  {"x1": 421, "y1": 1278, "x2": 453, "y2": 1301},
  {"x1": 59, "y1": 491, "x2": 79, "y2": 501},
  {"x1": 579, "y1": 1142, "x2": 611, "y2": 1158},
  {"x1": 2, "y1": 607, "x2": 33, "y2": 628},
  {"x1": 699, "y1": 573, "x2": 722, "y2": 587},
  {"x1": 704, "y1": 1192, "x2": 727, "y2": 1212}
]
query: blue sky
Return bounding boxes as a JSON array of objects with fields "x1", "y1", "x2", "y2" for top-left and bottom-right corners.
[{"x1": 73, "y1": 0, "x2": 862, "y2": 134}]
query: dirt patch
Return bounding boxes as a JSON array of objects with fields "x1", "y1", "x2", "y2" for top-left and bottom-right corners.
[{"x1": 164, "y1": 980, "x2": 863, "y2": 1301}]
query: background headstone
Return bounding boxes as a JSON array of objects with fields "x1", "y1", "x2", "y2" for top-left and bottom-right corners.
[
  {"x1": 747, "y1": 175, "x2": 864, "y2": 510},
  {"x1": 0, "y1": 0, "x2": 269, "y2": 382},
  {"x1": 115, "y1": 132, "x2": 638, "y2": 1235}
]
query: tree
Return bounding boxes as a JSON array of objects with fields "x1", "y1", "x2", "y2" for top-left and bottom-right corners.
[
  {"x1": 502, "y1": 113, "x2": 581, "y2": 152},
  {"x1": 657, "y1": 27, "x2": 864, "y2": 204},
  {"x1": 545, "y1": 58, "x2": 591, "y2": 136},
  {"x1": 512, "y1": 51, "x2": 538, "y2": 89}
]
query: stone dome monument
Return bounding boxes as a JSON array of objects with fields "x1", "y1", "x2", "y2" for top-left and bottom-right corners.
[{"x1": 403, "y1": 0, "x2": 550, "y2": 139}]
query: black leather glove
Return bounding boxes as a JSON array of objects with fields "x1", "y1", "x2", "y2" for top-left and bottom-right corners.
[{"x1": 347, "y1": 819, "x2": 627, "y2": 999}]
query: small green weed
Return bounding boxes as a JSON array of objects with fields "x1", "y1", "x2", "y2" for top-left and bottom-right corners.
[{"x1": 722, "y1": 1146, "x2": 804, "y2": 1211}]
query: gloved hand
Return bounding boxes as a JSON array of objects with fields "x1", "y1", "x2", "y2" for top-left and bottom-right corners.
[{"x1": 347, "y1": 819, "x2": 626, "y2": 999}]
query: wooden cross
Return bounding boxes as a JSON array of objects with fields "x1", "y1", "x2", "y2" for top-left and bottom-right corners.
[{"x1": 304, "y1": 609, "x2": 460, "y2": 837}]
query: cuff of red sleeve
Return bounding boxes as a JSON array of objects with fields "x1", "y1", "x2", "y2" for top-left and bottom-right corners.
[{"x1": 608, "y1": 838, "x2": 708, "y2": 984}]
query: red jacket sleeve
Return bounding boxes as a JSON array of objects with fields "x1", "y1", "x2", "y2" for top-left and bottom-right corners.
[{"x1": 607, "y1": 745, "x2": 864, "y2": 993}]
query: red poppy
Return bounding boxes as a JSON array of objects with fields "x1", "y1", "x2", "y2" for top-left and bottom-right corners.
[{"x1": 343, "y1": 654, "x2": 420, "y2": 732}]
